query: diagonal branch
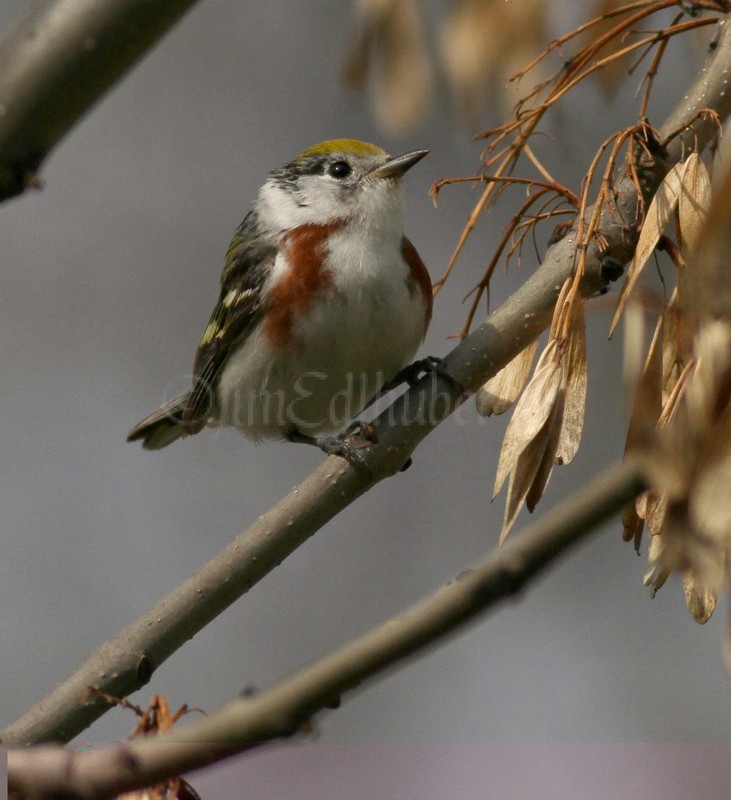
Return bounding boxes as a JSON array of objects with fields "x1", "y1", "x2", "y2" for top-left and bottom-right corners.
[
  {"x1": 3, "y1": 11, "x2": 730, "y2": 751},
  {"x1": 7, "y1": 458, "x2": 645, "y2": 800},
  {"x1": 0, "y1": 237, "x2": 612, "y2": 746},
  {"x1": 0, "y1": 0, "x2": 200, "y2": 200}
]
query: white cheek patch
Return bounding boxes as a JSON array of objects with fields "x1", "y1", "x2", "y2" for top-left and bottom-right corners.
[
  {"x1": 257, "y1": 181, "x2": 305, "y2": 230},
  {"x1": 258, "y1": 178, "x2": 345, "y2": 230}
]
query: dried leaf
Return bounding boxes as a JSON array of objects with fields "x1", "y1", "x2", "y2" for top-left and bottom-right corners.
[
  {"x1": 678, "y1": 152, "x2": 711, "y2": 257},
  {"x1": 643, "y1": 491, "x2": 668, "y2": 537},
  {"x1": 493, "y1": 339, "x2": 562, "y2": 498},
  {"x1": 500, "y1": 427, "x2": 551, "y2": 543},
  {"x1": 610, "y1": 161, "x2": 684, "y2": 336},
  {"x1": 118, "y1": 778, "x2": 201, "y2": 800},
  {"x1": 622, "y1": 308, "x2": 663, "y2": 544},
  {"x1": 440, "y1": 0, "x2": 494, "y2": 119},
  {"x1": 526, "y1": 386, "x2": 565, "y2": 512},
  {"x1": 476, "y1": 339, "x2": 539, "y2": 416},
  {"x1": 439, "y1": 0, "x2": 548, "y2": 120},
  {"x1": 622, "y1": 298, "x2": 648, "y2": 398},
  {"x1": 632, "y1": 490, "x2": 665, "y2": 550},
  {"x1": 648, "y1": 367, "x2": 697, "y2": 506},
  {"x1": 643, "y1": 532, "x2": 669, "y2": 595},
  {"x1": 651, "y1": 501, "x2": 688, "y2": 575},
  {"x1": 556, "y1": 297, "x2": 587, "y2": 465},
  {"x1": 622, "y1": 500, "x2": 644, "y2": 546},
  {"x1": 682, "y1": 152, "x2": 731, "y2": 319},
  {"x1": 634, "y1": 162, "x2": 684, "y2": 270},
  {"x1": 625, "y1": 309, "x2": 663, "y2": 448},
  {"x1": 683, "y1": 570, "x2": 717, "y2": 624},
  {"x1": 646, "y1": 430, "x2": 694, "y2": 509},
  {"x1": 689, "y1": 400, "x2": 731, "y2": 545},
  {"x1": 684, "y1": 320, "x2": 731, "y2": 551},
  {"x1": 342, "y1": 10, "x2": 373, "y2": 87},
  {"x1": 660, "y1": 502, "x2": 726, "y2": 601},
  {"x1": 344, "y1": 0, "x2": 434, "y2": 133},
  {"x1": 659, "y1": 291, "x2": 691, "y2": 408},
  {"x1": 684, "y1": 321, "x2": 731, "y2": 441},
  {"x1": 497, "y1": 344, "x2": 566, "y2": 542}
]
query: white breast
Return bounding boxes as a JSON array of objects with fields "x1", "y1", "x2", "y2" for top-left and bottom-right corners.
[{"x1": 214, "y1": 225, "x2": 427, "y2": 441}]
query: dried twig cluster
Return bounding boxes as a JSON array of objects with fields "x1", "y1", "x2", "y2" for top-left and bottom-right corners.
[{"x1": 420, "y1": 1, "x2": 730, "y2": 619}]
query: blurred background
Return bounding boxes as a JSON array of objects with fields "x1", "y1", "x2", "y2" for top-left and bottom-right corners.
[{"x1": 0, "y1": 1, "x2": 728, "y2": 797}]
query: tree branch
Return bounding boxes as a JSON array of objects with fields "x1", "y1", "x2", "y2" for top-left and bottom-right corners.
[
  {"x1": 7, "y1": 458, "x2": 645, "y2": 800},
  {"x1": 0, "y1": 247, "x2": 604, "y2": 746},
  {"x1": 2, "y1": 13, "x2": 730, "y2": 749},
  {"x1": 0, "y1": 0, "x2": 200, "y2": 200}
]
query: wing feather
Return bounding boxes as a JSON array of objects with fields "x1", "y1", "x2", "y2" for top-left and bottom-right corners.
[{"x1": 182, "y1": 212, "x2": 276, "y2": 429}]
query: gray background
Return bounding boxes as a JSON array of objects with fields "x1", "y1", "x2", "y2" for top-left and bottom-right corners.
[{"x1": 0, "y1": 1, "x2": 728, "y2": 797}]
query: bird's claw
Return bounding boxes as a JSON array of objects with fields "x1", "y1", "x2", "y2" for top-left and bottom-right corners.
[
  {"x1": 398, "y1": 356, "x2": 466, "y2": 397},
  {"x1": 339, "y1": 419, "x2": 377, "y2": 444},
  {"x1": 288, "y1": 422, "x2": 376, "y2": 476},
  {"x1": 600, "y1": 256, "x2": 625, "y2": 284},
  {"x1": 377, "y1": 355, "x2": 465, "y2": 396}
]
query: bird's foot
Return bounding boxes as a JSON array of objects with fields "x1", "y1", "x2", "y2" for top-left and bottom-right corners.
[
  {"x1": 387, "y1": 356, "x2": 465, "y2": 396},
  {"x1": 288, "y1": 421, "x2": 376, "y2": 475},
  {"x1": 597, "y1": 256, "x2": 625, "y2": 294}
]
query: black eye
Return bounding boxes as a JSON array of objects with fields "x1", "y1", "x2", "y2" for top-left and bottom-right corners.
[{"x1": 328, "y1": 160, "x2": 351, "y2": 179}]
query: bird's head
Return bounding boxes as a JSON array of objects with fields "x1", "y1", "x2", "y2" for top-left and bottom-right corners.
[{"x1": 255, "y1": 139, "x2": 429, "y2": 233}]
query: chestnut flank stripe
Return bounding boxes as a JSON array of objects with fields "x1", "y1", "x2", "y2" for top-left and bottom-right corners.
[
  {"x1": 402, "y1": 235, "x2": 432, "y2": 335},
  {"x1": 263, "y1": 222, "x2": 344, "y2": 348}
]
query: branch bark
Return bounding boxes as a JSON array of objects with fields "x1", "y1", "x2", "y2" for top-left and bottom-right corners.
[
  {"x1": 7, "y1": 459, "x2": 645, "y2": 800},
  {"x1": 2, "y1": 13, "x2": 730, "y2": 749},
  {"x1": 0, "y1": 0, "x2": 200, "y2": 200}
]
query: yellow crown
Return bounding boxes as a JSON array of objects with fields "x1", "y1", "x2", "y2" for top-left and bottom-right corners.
[{"x1": 296, "y1": 139, "x2": 386, "y2": 161}]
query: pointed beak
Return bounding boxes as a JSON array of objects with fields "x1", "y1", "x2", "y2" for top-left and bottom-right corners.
[{"x1": 369, "y1": 148, "x2": 430, "y2": 180}]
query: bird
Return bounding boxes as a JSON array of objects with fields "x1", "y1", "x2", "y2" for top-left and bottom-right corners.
[{"x1": 127, "y1": 139, "x2": 433, "y2": 464}]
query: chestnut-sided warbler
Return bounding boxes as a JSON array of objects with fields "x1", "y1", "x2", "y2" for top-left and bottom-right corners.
[{"x1": 127, "y1": 139, "x2": 432, "y2": 463}]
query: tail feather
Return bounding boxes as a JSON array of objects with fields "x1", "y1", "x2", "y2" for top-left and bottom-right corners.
[{"x1": 127, "y1": 394, "x2": 192, "y2": 450}]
